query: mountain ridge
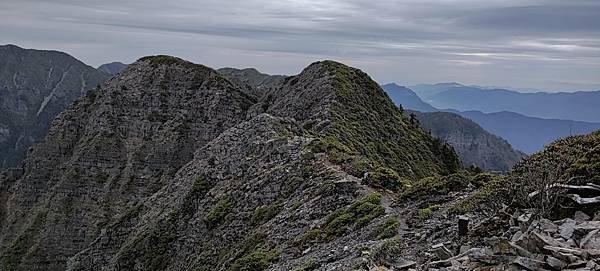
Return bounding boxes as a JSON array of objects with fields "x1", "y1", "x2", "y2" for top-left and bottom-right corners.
[{"x1": 0, "y1": 56, "x2": 460, "y2": 270}]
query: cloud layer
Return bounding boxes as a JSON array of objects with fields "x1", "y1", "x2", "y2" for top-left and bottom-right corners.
[{"x1": 1, "y1": 0, "x2": 599, "y2": 90}]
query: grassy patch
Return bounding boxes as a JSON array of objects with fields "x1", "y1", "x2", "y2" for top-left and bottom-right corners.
[
  {"x1": 371, "y1": 237, "x2": 404, "y2": 266},
  {"x1": 251, "y1": 202, "x2": 283, "y2": 225},
  {"x1": 230, "y1": 249, "x2": 280, "y2": 271},
  {"x1": 139, "y1": 55, "x2": 188, "y2": 66},
  {"x1": 205, "y1": 197, "x2": 231, "y2": 228},
  {"x1": 449, "y1": 174, "x2": 506, "y2": 215},
  {"x1": 418, "y1": 204, "x2": 441, "y2": 219},
  {"x1": 400, "y1": 172, "x2": 473, "y2": 200},
  {"x1": 297, "y1": 193, "x2": 385, "y2": 246},
  {"x1": 294, "y1": 258, "x2": 320, "y2": 271},
  {"x1": 364, "y1": 167, "x2": 409, "y2": 192},
  {"x1": 2, "y1": 208, "x2": 48, "y2": 269}
]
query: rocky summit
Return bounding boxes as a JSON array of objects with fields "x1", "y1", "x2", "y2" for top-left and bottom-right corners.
[
  {"x1": 0, "y1": 45, "x2": 110, "y2": 168},
  {"x1": 0, "y1": 56, "x2": 460, "y2": 270}
]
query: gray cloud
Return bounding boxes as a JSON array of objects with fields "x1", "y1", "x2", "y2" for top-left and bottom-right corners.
[{"x1": 1, "y1": 0, "x2": 599, "y2": 91}]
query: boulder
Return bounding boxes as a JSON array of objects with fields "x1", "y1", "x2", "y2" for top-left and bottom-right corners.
[
  {"x1": 580, "y1": 229, "x2": 600, "y2": 250},
  {"x1": 574, "y1": 211, "x2": 592, "y2": 222},
  {"x1": 431, "y1": 243, "x2": 453, "y2": 260},
  {"x1": 546, "y1": 256, "x2": 568, "y2": 270}
]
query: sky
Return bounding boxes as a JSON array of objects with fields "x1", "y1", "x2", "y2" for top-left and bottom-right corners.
[{"x1": 1, "y1": 0, "x2": 599, "y2": 91}]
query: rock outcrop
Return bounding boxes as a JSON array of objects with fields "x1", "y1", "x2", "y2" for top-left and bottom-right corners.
[
  {"x1": 0, "y1": 56, "x2": 460, "y2": 270},
  {"x1": 0, "y1": 44, "x2": 110, "y2": 168}
]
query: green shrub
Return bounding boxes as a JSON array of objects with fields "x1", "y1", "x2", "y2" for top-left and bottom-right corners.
[
  {"x1": 418, "y1": 204, "x2": 440, "y2": 219},
  {"x1": 449, "y1": 174, "x2": 506, "y2": 215},
  {"x1": 296, "y1": 193, "x2": 386, "y2": 246},
  {"x1": 251, "y1": 203, "x2": 283, "y2": 225},
  {"x1": 364, "y1": 167, "x2": 407, "y2": 192},
  {"x1": 294, "y1": 258, "x2": 320, "y2": 271},
  {"x1": 205, "y1": 198, "x2": 231, "y2": 227},
  {"x1": 374, "y1": 215, "x2": 400, "y2": 239},
  {"x1": 230, "y1": 249, "x2": 280, "y2": 271},
  {"x1": 400, "y1": 172, "x2": 472, "y2": 200},
  {"x1": 371, "y1": 237, "x2": 404, "y2": 265}
]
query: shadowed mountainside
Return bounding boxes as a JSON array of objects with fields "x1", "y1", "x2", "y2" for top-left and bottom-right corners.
[{"x1": 0, "y1": 44, "x2": 110, "y2": 168}]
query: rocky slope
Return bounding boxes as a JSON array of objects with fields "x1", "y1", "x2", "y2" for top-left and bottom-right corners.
[
  {"x1": 0, "y1": 44, "x2": 110, "y2": 168},
  {"x1": 427, "y1": 130, "x2": 600, "y2": 270},
  {"x1": 412, "y1": 111, "x2": 526, "y2": 172},
  {"x1": 0, "y1": 57, "x2": 460, "y2": 270}
]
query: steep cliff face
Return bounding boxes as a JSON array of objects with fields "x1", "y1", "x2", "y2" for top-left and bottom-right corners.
[
  {"x1": 0, "y1": 57, "x2": 460, "y2": 271},
  {"x1": 413, "y1": 111, "x2": 525, "y2": 171},
  {"x1": 0, "y1": 44, "x2": 110, "y2": 168}
]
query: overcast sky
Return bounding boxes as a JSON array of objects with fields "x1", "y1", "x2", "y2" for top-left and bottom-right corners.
[{"x1": 1, "y1": 0, "x2": 599, "y2": 91}]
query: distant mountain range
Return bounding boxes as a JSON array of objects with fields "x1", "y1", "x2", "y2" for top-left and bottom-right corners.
[
  {"x1": 0, "y1": 44, "x2": 110, "y2": 167},
  {"x1": 97, "y1": 62, "x2": 128, "y2": 75},
  {"x1": 381, "y1": 84, "x2": 524, "y2": 170},
  {"x1": 382, "y1": 83, "x2": 600, "y2": 154},
  {"x1": 410, "y1": 83, "x2": 600, "y2": 123},
  {"x1": 383, "y1": 83, "x2": 437, "y2": 112},
  {"x1": 452, "y1": 110, "x2": 600, "y2": 154}
]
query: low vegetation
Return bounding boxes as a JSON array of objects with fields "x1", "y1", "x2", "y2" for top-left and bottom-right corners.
[
  {"x1": 297, "y1": 193, "x2": 386, "y2": 246},
  {"x1": 374, "y1": 215, "x2": 400, "y2": 239},
  {"x1": 230, "y1": 249, "x2": 280, "y2": 271},
  {"x1": 400, "y1": 172, "x2": 474, "y2": 200},
  {"x1": 205, "y1": 197, "x2": 231, "y2": 227},
  {"x1": 307, "y1": 61, "x2": 460, "y2": 184}
]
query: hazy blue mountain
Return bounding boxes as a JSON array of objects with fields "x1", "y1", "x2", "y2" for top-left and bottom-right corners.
[
  {"x1": 97, "y1": 62, "x2": 128, "y2": 75},
  {"x1": 382, "y1": 83, "x2": 437, "y2": 112},
  {"x1": 451, "y1": 110, "x2": 600, "y2": 154},
  {"x1": 383, "y1": 84, "x2": 600, "y2": 154},
  {"x1": 410, "y1": 83, "x2": 600, "y2": 123}
]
